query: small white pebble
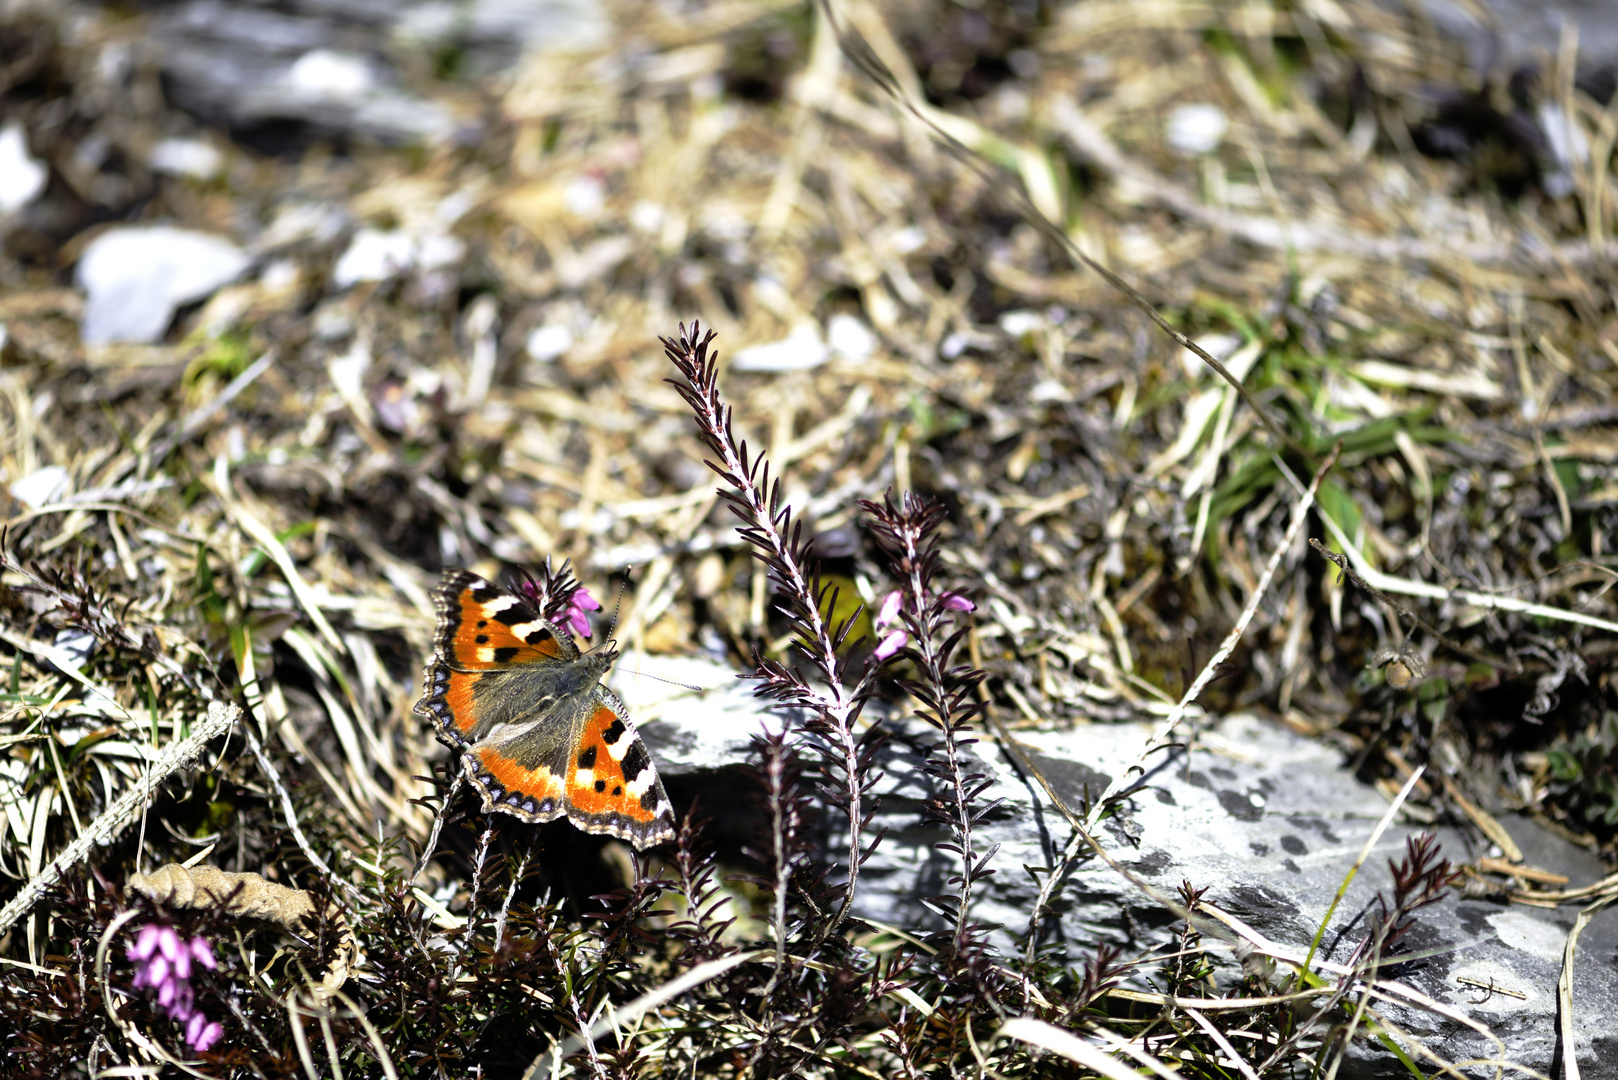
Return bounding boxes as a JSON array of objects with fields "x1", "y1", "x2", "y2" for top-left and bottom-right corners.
[
  {"x1": 827, "y1": 314, "x2": 876, "y2": 361},
  {"x1": 148, "y1": 138, "x2": 223, "y2": 180},
  {"x1": 0, "y1": 123, "x2": 46, "y2": 214},
  {"x1": 526, "y1": 324, "x2": 574, "y2": 363},
  {"x1": 10, "y1": 465, "x2": 71, "y2": 509},
  {"x1": 1166, "y1": 103, "x2": 1228, "y2": 156},
  {"x1": 288, "y1": 50, "x2": 373, "y2": 97}
]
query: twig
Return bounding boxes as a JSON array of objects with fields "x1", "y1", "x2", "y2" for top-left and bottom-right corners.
[
  {"x1": 146, "y1": 350, "x2": 278, "y2": 469},
  {"x1": 240, "y1": 720, "x2": 365, "y2": 905},
  {"x1": 1557, "y1": 893, "x2": 1616, "y2": 1080},
  {"x1": 0, "y1": 700, "x2": 240, "y2": 935},
  {"x1": 1308, "y1": 541, "x2": 1520, "y2": 675}
]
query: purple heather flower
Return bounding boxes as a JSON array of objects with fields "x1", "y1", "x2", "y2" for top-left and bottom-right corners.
[
  {"x1": 875, "y1": 590, "x2": 903, "y2": 629},
  {"x1": 565, "y1": 587, "x2": 601, "y2": 638},
  {"x1": 870, "y1": 588, "x2": 975, "y2": 660},
  {"x1": 187, "y1": 1013, "x2": 223, "y2": 1053},
  {"x1": 873, "y1": 630, "x2": 909, "y2": 661},
  {"x1": 515, "y1": 578, "x2": 602, "y2": 638},
  {"x1": 127, "y1": 925, "x2": 221, "y2": 1053}
]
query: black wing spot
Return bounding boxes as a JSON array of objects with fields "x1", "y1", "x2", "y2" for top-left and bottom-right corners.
[
  {"x1": 477, "y1": 619, "x2": 488, "y2": 628},
  {"x1": 471, "y1": 585, "x2": 503, "y2": 604},
  {"x1": 594, "y1": 779, "x2": 606, "y2": 793},
  {"x1": 525, "y1": 628, "x2": 551, "y2": 645},
  {"x1": 612, "y1": 786, "x2": 623, "y2": 797},
  {"x1": 600, "y1": 718, "x2": 627, "y2": 745},
  {"x1": 475, "y1": 634, "x2": 489, "y2": 644},
  {"x1": 621, "y1": 742, "x2": 650, "y2": 783},
  {"x1": 577, "y1": 745, "x2": 598, "y2": 769},
  {"x1": 492, "y1": 647, "x2": 521, "y2": 664},
  {"x1": 639, "y1": 789, "x2": 661, "y2": 811}
]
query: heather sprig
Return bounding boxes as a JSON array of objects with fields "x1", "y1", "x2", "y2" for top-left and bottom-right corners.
[
  {"x1": 666, "y1": 805, "x2": 735, "y2": 963},
  {"x1": 739, "y1": 725, "x2": 827, "y2": 1009},
  {"x1": 1359, "y1": 831, "x2": 1459, "y2": 964},
  {"x1": 514, "y1": 558, "x2": 595, "y2": 636},
  {"x1": 663, "y1": 322, "x2": 886, "y2": 934},
  {"x1": 126, "y1": 923, "x2": 224, "y2": 1053},
  {"x1": 860, "y1": 491, "x2": 992, "y2": 970}
]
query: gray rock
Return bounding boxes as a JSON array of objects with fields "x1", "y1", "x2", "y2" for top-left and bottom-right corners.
[
  {"x1": 147, "y1": 0, "x2": 608, "y2": 143},
  {"x1": 0, "y1": 122, "x2": 47, "y2": 216},
  {"x1": 1409, "y1": 0, "x2": 1618, "y2": 94},
  {"x1": 631, "y1": 656, "x2": 1615, "y2": 1077},
  {"x1": 75, "y1": 226, "x2": 250, "y2": 344},
  {"x1": 151, "y1": 3, "x2": 456, "y2": 144}
]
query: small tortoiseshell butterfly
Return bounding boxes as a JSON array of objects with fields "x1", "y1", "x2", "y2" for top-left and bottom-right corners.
[{"x1": 415, "y1": 568, "x2": 675, "y2": 849}]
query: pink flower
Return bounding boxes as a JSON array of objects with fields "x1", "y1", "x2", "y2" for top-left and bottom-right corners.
[
  {"x1": 873, "y1": 630, "x2": 909, "y2": 661},
  {"x1": 564, "y1": 587, "x2": 601, "y2": 638},
  {"x1": 876, "y1": 590, "x2": 903, "y2": 629},
  {"x1": 127, "y1": 924, "x2": 220, "y2": 1054},
  {"x1": 187, "y1": 1014, "x2": 223, "y2": 1052},
  {"x1": 870, "y1": 588, "x2": 974, "y2": 661}
]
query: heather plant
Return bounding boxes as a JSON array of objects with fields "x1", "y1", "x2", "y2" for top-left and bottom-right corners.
[
  {"x1": 126, "y1": 924, "x2": 224, "y2": 1052},
  {"x1": 663, "y1": 323, "x2": 895, "y2": 939},
  {"x1": 859, "y1": 492, "x2": 994, "y2": 977}
]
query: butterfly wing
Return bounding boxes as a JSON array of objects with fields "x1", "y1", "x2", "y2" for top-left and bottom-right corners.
[
  {"x1": 417, "y1": 569, "x2": 577, "y2": 747},
  {"x1": 559, "y1": 684, "x2": 675, "y2": 849}
]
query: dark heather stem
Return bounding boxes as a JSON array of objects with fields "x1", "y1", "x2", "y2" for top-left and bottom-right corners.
[
  {"x1": 894, "y1": 504, "x2": 977, "y2": 953},
  {"x1": 663, "y1": 323, "x2": 878, "y2": 935},
  {"x1": 759, "y1": 737, "x2": 791, "y2": 1001}
]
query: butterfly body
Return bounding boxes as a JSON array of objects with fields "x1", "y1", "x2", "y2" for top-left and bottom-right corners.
[{"x1": 416, "y1": 568, "x2": 675, "y2": 849}]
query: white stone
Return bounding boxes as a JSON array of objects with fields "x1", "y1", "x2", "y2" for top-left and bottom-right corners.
[
  {"x1": 288, "y1": 50, "x2": 374, "y2": 98},
  {"x1": 76, "y1": 227, "x2": 251, "y2": 344},
  {"x1": 827, "y1": 314, "x2": 876, "y2": 362},
  {"x1": 1166, "y1": 103, "x2": 1228, "y2": 156},
  {"x1": 0, "y1": 122, "x2": 47, "y2": 215},
  {"x1": 630, "y1": 201, "x2": 665, "y2": 234},
  {"x1": 525, "y1": 324, "x2": 574, "y2": 362},
  {"x1": 333, "y1": 228, "x2": 463, "y2": 287},
  {"x1": 334, "y1": 229, "x2": 414, "y2": 286},
  {"x1": 564, "y1": 175, "x2": 605, "y2": 218},
  {"x1": 999, "y1": 309, "x2": 1044, "y2": 338},
  {"x1": 148, "y1": 138, "x2": 223, "y2": 180},
  {"x1": 9, "y1": 465, "x2": 70, "y2": 509},
  {"x1": 730, "y1": 323, "x2": 829, "y2": 372},
  {"x1": 415, "y1": 232, "x2": 465, "y2": 271}
]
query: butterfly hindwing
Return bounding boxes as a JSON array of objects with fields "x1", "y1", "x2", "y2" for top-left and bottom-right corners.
[{"x1": 561, "y1": 687, "x2": 674, "y2": 848}]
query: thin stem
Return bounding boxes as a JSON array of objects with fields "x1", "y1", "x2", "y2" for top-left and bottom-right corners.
[{"x1": 664, "y1": 323, "x2": 879, "y2": 934}]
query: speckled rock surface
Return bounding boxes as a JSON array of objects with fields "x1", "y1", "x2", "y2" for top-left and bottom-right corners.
[{"x1": 626, "y1": 655, "x2": 1617, "y2": 1078}]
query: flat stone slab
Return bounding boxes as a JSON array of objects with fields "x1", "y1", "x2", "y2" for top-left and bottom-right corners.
[{"x1": 623, "y1": 656, "x2": 1615, "y2": 1077}]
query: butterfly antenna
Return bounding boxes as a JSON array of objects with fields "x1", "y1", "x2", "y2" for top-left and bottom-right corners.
[
  {"x1": 618, "y1": 662, "x2": 706, "y2": 694},
  {"x1": 581, "y1": 574, "x2": 629, "y2": 656}
]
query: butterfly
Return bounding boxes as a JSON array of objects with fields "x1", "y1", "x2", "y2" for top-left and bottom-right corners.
[{"x1": 415, "y1": 568, "x2": 675, "y2": 849}]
